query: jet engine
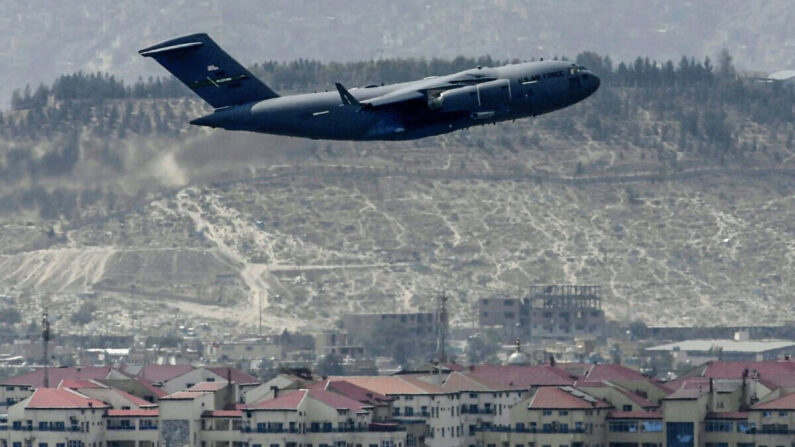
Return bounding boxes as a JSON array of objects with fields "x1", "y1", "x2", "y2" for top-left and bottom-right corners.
[{"x1": 432, "y1": 79, "x2": 511, "y2": 113}]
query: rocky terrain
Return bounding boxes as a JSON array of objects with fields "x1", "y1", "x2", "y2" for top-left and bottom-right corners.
[
  {"x1": 1, "y1": 115, "x2": 793, "y2": 335},
  {"x1": 0, "y1": 54, "x2": 793, "y2": 337}
]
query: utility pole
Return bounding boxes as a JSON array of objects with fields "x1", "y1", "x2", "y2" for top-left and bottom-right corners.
[
  {"x1": 258, "y1": 292, "x2": 263, "y2": 336},
  {"x1": 42, "y1": 308, "x2": 51, "y2": 388}
]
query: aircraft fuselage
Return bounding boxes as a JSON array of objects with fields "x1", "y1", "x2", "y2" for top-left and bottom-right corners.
[{"x1": 191, "y1": 61, "x2": 600, "y2": 141}]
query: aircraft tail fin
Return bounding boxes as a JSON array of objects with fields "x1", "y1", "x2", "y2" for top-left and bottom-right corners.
[{"x1": 139, "y1": 33, "x2": 278, "y2": 109}]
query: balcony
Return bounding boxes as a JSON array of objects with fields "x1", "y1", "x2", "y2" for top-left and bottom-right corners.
[
  {"x1": 460, "y1": 407, "x2": 496, "y2": 415},
  {"x1": 476, "y1": 425, "x2": 588, "y2": 434},
  {"x1": 107, "y1": 426, "x2": 136, "y2": 431}
]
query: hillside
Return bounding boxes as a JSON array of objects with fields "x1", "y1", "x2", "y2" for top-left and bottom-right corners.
[{"x1": 0, "y1": 57, "x2": 793, "y2": 336}]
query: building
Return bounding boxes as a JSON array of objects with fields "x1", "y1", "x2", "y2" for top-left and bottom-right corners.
[
  {"x1": 478, "y1": 285, "x2": 605, "y2": 339},
  {"x1": 342, "y1": 313, "x2": 436, "y2": 341},
  {"x1": 645, "y1": 338, "x2": 795, "y2": 368},
  {"x1": 315, "y1": 331, "x2": 365, "y2": 358},
  {"x1": 205, "y1": 337, "x2": 282, "y2": 363},
  {"x1": 3, "y1": 359, "x2": 795, "y2": 447}
]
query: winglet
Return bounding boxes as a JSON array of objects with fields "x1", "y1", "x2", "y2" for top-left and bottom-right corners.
[{"x1": 335, "y1": 82, "x2": 360, "y2": 106}]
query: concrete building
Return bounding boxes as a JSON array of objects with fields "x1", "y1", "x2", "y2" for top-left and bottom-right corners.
[
  {"x1": 478, "y1": 285, "x2": 605, "y2": 339},
  {"x1": 205, "y1": 337, "x2": 282, "y2": 363},
  {"x1": 342, "y1": 313, "x2": 436, "y2": 342},
  {"x1": 315, "y1": 331, "x2": 365, "y2": 358},
  {"x1": 646, "y1": 338, "x2": 795, "y2": 368}
]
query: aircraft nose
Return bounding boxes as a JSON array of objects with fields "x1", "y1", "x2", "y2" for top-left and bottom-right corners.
[{"x1": 587, "y1": 71, "x2": 600, "y2": 93}]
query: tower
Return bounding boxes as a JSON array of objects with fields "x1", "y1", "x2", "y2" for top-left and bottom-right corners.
[
  {"x1": 435, "y1": 291, "x2": 449, "y2": 364},
  {"x1": 42, "y1": 308, "x2": 51, "y2": 388}
]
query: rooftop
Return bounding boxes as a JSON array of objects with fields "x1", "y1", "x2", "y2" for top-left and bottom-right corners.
[
  {"x1": 671, "y1": 359, "x2": 795, "y2": 390},
  {"x1": 527, "y1": 386, "x2": 611, "y2": 410},
  {"x1": 442, "y1": 371, "x2": 521, "y2": 392},
  {"x1": 26, "y1": 388, "x2": 109, "y2": 410},
  {"x1": 205, "y1": 366, "x2": 260, "y2": 385},
  {"x1": 248, "y1": 389, "x2": 307, "y2": 410},
  {"x1": 187, "y1": 381, "x2": 229, "y2": 392},
  {"x1": 646, "y1": 339, "x2": 795, "y2": 354},
  {"x1": 750, "y1": 391, "x2": 795, "y2": 410},
  {"x1": 137, "y1": 364, "x2": 195, "y2": 383},
  {"x1": 2, "y1": 366, "x2": 117, "y2": 387},
  {"x1": 330, "y1": 375, "x2": 448, "y2": 395},
  {"x1": 160, "y1": 390, "x2": 212, "y2": 401},
  {"x1": 315, "y1": 380, "x2": 393, "y2": 405},
  {"x1": 464, "y1": 364, "x2": 575, "y2": 388}
]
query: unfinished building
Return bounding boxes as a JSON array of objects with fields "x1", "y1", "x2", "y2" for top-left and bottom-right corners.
[{"x1": 478, "y1": 285, "x2": 605, "y2": 339}]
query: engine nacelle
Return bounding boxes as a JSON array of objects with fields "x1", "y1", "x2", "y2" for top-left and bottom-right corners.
[{"x1": 435, "y1": 79, "x2": 511, "y2": 113}]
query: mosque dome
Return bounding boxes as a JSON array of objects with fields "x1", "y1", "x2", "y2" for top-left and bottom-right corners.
[{"x1": 506, "y1": 338, "x2": 530, "y2": 365}]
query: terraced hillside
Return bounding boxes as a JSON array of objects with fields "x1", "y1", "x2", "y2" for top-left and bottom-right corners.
[{"x1": 0, "y1": 63, "x2": 792, "y2": 336}]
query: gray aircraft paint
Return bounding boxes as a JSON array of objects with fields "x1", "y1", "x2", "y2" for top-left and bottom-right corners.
[{"x1": 140, "y1": 34, "x2": 599, "y2": 141}]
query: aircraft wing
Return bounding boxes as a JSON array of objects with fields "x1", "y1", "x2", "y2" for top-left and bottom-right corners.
[
  {"x1": 361, "y1": 90, "x2": 426, "y2": 108},
  {"x1": 357, "y1": 74, "x2": 498, "y2": 108}
]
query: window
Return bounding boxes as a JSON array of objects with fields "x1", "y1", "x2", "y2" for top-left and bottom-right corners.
[
  {"x1": 622, "y1": 405, "x2": 633, "y2": 411},
  {"x1": 559, "y1": 410, "x2": 568, "y2": 416},
  {"x1": 705, "y1": 421, "x2": 733, "y2": 432},
  {"x1": 763, "y1": 411, "x2": 772, "y2": 417},
  {"x1": 405, "y1": 407, "x2": 413, "y2": 416},
  {"x1": 736, "y1": 421, "x2": 754, "y2": 433},
  {"x1": 608, "y1": 421, "x2": 638, "y2": 432},
  {"x1": 543, "y1": 410, "x2": 552, "y2": 416},
  {"x1": 641, "y1": 421, "x2": 662, "y2": 432}
]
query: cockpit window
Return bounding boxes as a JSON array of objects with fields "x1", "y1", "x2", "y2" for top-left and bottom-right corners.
[{"x1": 568, "y1": 66, "x2": 586, "y2": 76}]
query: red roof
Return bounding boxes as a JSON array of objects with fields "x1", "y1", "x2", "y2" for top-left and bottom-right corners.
[
  {"x1": 613, "y1": 387, "x2": 656, "y2": 409},
  {"x1": 309, "y1": 389, "x2": 370, "y2": 412},
  {"x1": 581, "y1": 364, "x2": 648, "y2": 381},
  {"x1": 112, "y1": 388, "x2": 158, "y2": 408},
  {"x1": 160, "y1": 391, "x2": 211, "y2": 400},
  {"x1": 465, "y1": 365, "x2": 575, "y2": 388},
  {"x1": 750, "y1": 391, "x2": 795, "y2": 410},
  {"x1": 2, "y1": 366, "x2": 116, "y2": 387},
  {"x1": 132, "y1": 376, "x2": 168, "y2": 398},
  {"x1": 206, "y1": 366, "x2": 260, "y2": 385},
  {"x1": 188, "y1": 381, "x2": 228, "y2": 392},
  {"x1": 26, "y1": 388, "x2": 109, "y2": 409},
  {"x1": 106, "y1": 409, "x2": 159, "y2": 417},
  {"x1": 607, "y1": 410, "x2": 662, "y2": 419},
  {"x1": 527, "y1": 386, "x2": 611, "y2": 409},
  {"x1": 330, "y1": 376, "x2": 448, "y2": 395},
  {"x1": 443, "y1": 371, "x2": 521, "y2": 392},
  {"x1": 673, "y1": 360, "x2": 795, "y2": 390},
  {"x1": 137, "y1": 364, "x2": 195, "y2": 383},
  {"x1": 322, "y1": 380, "x2": 393, "y2": 405},
  {"x1": 58, "y1": 379, "x2": 107, "y2": 390},
  {"x1": 248, "y1": 389, "x2": 307, "y2": 410}
]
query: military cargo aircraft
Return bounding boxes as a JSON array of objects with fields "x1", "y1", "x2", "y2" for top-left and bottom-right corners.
[{"x1": 140, "y1": 33, "x2": 599, "y2": 141}]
